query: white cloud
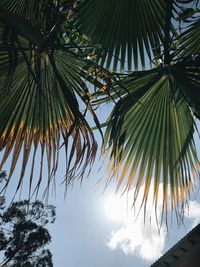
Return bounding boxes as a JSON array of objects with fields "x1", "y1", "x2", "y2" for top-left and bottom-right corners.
[
  {"x1": 104, "y1": 184, "x2": 200, "y2": 263},
  {"x1": 104, "y1": 184, "x2": 167, "y2": 262},
  {"x1": 106, "y1": 219, "x2": 166, "y2": 261}
]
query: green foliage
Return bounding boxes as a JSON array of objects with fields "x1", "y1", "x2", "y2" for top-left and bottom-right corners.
[
  {"x1": 78, "y1": 0, "x2": 167, "y2": 70},
  {"x1": 104, "y1": 67, "x2": 199, "y2": 215},
  {"x1": 0, "y1": 0, "x2": 105, "y2": 193},
  {"x1": 0, "y1": 195, "x2": 55, "y2": 266},
  {"x1": 0, "y1": 0, "x2": 200, "y2": 221}
]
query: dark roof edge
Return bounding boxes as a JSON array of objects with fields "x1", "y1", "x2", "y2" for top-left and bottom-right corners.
[{"x1": 150, "y1": 223, "x2": 200, "y2": 266}]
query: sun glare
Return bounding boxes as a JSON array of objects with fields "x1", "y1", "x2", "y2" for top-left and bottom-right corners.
[{"x1": 104, "y1": 194, "x2": 129, "y2": 222}]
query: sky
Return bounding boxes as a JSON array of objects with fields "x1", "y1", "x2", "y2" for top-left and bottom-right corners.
[
  {"x1": 41, "y1": 112, "x2": 200, "y2": 267},
  {"x1": 42, "y1": 161, "x2": 200, "y2": 267},
  {"x1": 46, "y1": 170, "x2": 200, "y2": 267}
]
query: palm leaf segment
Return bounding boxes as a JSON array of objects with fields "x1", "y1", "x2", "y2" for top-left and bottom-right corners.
[
  {"x1": 177, "y1": 3, "x2": 200, "y2": 58},
  {"x1": 78, "y1": 0, "x2": 167, "y2": 70},
  {"x1": 104, "y1": 60, "x2": 200, "y2": 217},
  {"x1": 0, "y1": 0, "x2": 101, "y2": 192}
]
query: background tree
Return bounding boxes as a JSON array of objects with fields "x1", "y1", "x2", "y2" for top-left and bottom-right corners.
[{"x1": 0, "y1": 197, "x2": 55, "y2": 266}]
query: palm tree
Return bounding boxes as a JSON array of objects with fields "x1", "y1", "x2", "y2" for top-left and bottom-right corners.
[{"x1": 0, "y1": 0, "x2": 200, "y2": 220}]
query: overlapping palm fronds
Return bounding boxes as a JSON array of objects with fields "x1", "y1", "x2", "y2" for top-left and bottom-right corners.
[
  {"x1": 91, "y1": 0, "x2": 200, "y2": 219},
  {"x1": 0, "y1": 0, "x2": 108, "y2": 194},
  {"x1": 0, "y1": 0, "x2": 200, "y2": 221}
]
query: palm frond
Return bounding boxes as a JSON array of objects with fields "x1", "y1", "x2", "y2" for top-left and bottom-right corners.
[
  {"x1": 104, "y1": 64, "x2": 199, "y2": 219},
  {"x1": 179, "y1": 20, "x2": 200, "y2": 57},
  {"x1": 176, "y1": 2, "x2": 200, "y2": 58},
  {"x1": 0, "y1": 0, "x2": 57, "y2": 30},
  {"x1": 0, "y1": 1, "x2": 102, "y2": 194},
  {"x1": 173, "y1": 56, "x2": 200, "y2": 117},
  {"x1": 78, "y1": 0, "x2": 168, "y2": 71}
]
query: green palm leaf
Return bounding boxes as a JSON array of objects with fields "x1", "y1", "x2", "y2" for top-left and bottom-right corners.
[
  {"x1": 0, "y1": 1, "x2": 101, "y2": 194},
  {"x1": 178, "y1": 17, "x2": 200, "y2": 57},
  {"x1": 104, "y1": 63, "x2": 199, "y2": 218},
  {"x1": 173, "y1": 56, "x2": 200, "y2": 117},
  {"x1": 175, "y1": 0, "x2": 200, "y2": 58},
  {"x1": 78, "y1": 0, "x2": 168, "y2": 70}
]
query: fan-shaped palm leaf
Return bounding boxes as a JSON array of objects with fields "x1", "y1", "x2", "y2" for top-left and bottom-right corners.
[
  {"x1": 78, "y1": 0, "x2": 169, "y2": 71},
  {"x1": 103, "y1": 62, "x2": 200, "y2": 218},
  {"x1": 0, "y1": 0, "x2": 103, "y2": 194}
]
